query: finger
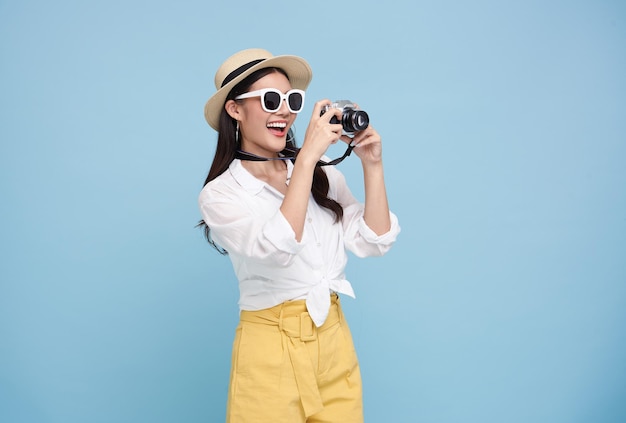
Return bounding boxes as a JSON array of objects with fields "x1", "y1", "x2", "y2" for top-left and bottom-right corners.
[
  {"x1": 338, "y1": 134, "x2": 353, "y2": 145},
  {"x1": 322, "y1": 107, "x2": 343, "y2": 125},
  {"x1": 313, "y1": 99, "x2": 342, "y2": 123},
  {"x1": 351, "y1": 126, "x2": 377, "y2": 143},
  {"x1": 311, "y1": 99, "x2": 332, "y2": 119},
  {"x1": 351, "y1": 131, "x2": 379, "y2": 148}
]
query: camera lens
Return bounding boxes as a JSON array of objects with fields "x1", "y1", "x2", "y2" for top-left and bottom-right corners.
[{"x1": 343, "y1": 109, "x2": 369, "y2": 133}]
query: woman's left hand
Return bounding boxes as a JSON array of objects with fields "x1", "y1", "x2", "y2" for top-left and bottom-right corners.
[{"x1": 340, "y1": 125, "x2": 383, "y2": 165}]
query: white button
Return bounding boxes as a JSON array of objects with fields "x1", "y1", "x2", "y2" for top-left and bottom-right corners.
[{"x1": 307, "y1": 218, "x2": 313, "y2": 223}]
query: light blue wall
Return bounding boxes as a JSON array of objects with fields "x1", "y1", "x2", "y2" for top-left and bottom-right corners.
[{"x1": 1, "y1": 0, "x2": 625, "y2": 422}]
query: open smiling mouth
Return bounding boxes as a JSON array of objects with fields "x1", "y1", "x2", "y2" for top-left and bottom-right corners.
[{"x1": 267, "y1": 121, "x2": 287, "y2": 136}]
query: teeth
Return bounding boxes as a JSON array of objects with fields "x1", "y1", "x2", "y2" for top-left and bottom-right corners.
[{"x1": 267, "y1": 122, "x2": 286, "y2": 128}]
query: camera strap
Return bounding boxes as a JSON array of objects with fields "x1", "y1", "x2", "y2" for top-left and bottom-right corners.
[
  {"x1": 235, "y1": 144, "x2": 354, "y2": 167},
  {"x1": 314, "y1": 144, "x2": 355, "y2": 166},
  {"x1": 234, "y1": 149, "x2": 294, "y2": 162}
]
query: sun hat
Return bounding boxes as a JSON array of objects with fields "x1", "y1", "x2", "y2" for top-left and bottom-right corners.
[{"x1": 204, "y1": 48, "x2": 313, "y2": 131}]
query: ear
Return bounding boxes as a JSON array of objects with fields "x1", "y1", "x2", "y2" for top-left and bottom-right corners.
[{"x1": 224, "y1": 99, "x2": 241, "y2": 121}]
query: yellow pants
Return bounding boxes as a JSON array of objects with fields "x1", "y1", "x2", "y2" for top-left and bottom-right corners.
[{"x1": 226, "y1": 294, "x2": 363, "y2": 423}]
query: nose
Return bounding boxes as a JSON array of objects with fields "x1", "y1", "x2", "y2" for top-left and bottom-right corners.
[{"x1": 276, "y1": 97, "x2": 290, "y2": 115}]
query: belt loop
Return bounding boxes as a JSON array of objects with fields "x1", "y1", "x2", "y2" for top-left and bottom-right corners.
[{"x1": 300, "y1": 312, "x2": 316, "y2": 342}]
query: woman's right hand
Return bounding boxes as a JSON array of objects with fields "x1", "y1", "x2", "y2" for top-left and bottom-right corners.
[{"x1": 298, "y1": 99, "x2": 344, "y2": 166}]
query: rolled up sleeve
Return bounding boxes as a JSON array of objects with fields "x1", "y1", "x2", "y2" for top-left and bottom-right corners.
[
  {"x1": 343, "y1": 204, "x2": 401, "y2": 257},
  {"x1": 199, "y1": 180, "x2": 307, "y2": 267}
]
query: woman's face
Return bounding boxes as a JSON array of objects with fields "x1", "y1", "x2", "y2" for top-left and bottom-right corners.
[{"x1": 234, "y1": 72, "x2": 297, "y2": 156}]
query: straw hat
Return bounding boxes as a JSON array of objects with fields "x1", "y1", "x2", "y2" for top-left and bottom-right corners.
[{"x1": 204, "y1": 48, "x2": 313, "y2": 131}]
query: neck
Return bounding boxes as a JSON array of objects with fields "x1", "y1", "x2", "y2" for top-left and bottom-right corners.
[{"x1": 241, "y1": 157, "x2": 287, "y2": 178}]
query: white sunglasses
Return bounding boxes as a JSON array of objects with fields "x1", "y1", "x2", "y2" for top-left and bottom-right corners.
[{"x1": 235, "y1": 88, "x2": 305, "y2": 113}]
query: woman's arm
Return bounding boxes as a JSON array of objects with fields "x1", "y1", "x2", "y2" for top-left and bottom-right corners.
[
  {"x1": 362, "y1": 159, "x2": 391, "y2": 235},
  {"x1": 280, "y1": 100, "x2": 343, "y2": 241},
  {"x1": 346, "y1": 125, "x2": 391, "y2": 235}
]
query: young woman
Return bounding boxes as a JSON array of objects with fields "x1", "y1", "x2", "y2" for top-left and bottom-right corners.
[{"x1": 198, "y1": 48, "x2": 400, "y2": 423}]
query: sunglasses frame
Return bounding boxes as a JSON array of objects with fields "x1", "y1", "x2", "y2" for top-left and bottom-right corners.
[{"x1": 235, "y1": 88, "x2": 305, "y2": 114}]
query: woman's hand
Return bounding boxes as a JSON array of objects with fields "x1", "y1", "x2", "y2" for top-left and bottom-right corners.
[
  {"x1": 298, "y1": 100, "x2": 344, "y2": 165},
  {"x1": 340, "y1": 124, "x2": 383, "y2": 166}
]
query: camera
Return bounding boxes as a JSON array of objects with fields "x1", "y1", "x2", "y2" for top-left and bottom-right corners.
[{"x1": 320, "y1": 100, "x2": 369, "y2": 136}]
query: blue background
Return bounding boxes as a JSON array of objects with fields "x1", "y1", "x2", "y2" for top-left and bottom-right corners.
[{"x1": 1, "y1": 0, "x2": 625, "y2": 422}]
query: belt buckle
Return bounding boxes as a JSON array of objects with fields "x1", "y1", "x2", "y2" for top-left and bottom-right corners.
[{"x1": 300, "y1": 312, "x2": 316, "y2": 342}]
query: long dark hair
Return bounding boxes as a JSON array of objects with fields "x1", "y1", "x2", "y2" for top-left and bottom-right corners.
[{"x1": 198, "y1": 67, "x2": 343, "y2": 253}]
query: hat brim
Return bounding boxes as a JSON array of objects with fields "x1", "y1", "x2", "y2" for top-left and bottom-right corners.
[{"x1": 204, "y1": 55, "x2": 312, "y2": 131}]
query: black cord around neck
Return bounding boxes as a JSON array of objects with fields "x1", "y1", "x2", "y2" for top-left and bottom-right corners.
[
  {"x1": 234, "y1": 149, "x2": 295, "y2": 162},
  {"x1": 235, "y1": 144, "x2": 354, "y2": 167}
]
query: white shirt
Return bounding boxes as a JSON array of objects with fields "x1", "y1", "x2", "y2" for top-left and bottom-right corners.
[{"x1": 198, "y1": 158, "x2": 400, "y2": 326}]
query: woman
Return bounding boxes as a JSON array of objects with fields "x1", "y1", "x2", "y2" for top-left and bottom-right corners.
[{"x1": 198, "y1": 48, "x2": 400, "y2": 423}]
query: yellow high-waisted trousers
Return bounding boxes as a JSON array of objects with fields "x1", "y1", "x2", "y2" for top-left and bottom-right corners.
[{"x1": 226, "y1": 294, "x2": 363, "y2": 423}]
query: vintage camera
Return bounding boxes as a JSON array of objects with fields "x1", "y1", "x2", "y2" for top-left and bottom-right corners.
[{"x1": 320, "y1": 100, "x2": 369, "y2": 135}]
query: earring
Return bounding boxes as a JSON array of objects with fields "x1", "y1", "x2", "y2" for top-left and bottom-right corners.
[
  {"x1": 287, "y1": 125, "x2": 295, "y2": 143},
  {"x1": 235, "y1": 121, "x2": 240, "y2": 144}
]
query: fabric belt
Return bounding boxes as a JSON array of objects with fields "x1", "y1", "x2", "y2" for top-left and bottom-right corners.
[{"x1": 239, "y1": 294, "x2": 341, "y2": 417}]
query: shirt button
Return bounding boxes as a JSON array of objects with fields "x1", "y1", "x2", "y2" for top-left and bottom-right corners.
[
  {"x1": 307, "y1": 218, "x2": 313, "y2": 223},
  {"x1": 317, "y1": 242, "x2": 321, "y2": 247}
]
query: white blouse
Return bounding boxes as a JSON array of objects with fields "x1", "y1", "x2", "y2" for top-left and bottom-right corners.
[{"x1": 198, "y1": 158, "x2": 400, "y2": 326}]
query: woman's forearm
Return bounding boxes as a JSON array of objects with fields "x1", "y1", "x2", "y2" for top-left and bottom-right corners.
[
  {"x1": 362, "y1": 161, "x2": 391, "y2": 235},
  {"x1": 280, "y1": 156, "x2": 317, "y2": 242}
]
